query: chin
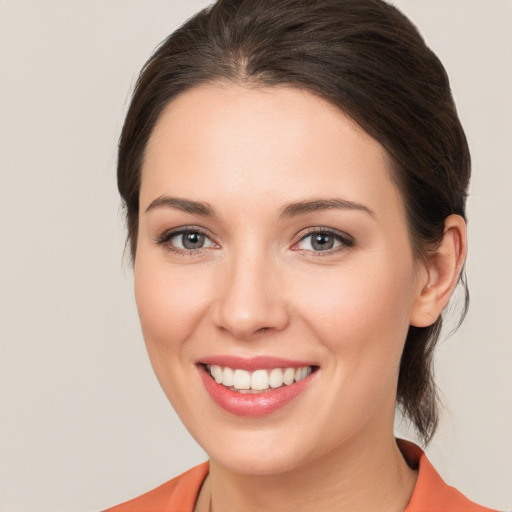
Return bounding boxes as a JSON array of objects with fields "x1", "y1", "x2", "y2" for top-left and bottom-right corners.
[
  {"x1": 210, "y1": 445, "x2": 313, "y2": 476},
  {"x1": 189, "y1": 420, "x2": 327, "y2": 476}
]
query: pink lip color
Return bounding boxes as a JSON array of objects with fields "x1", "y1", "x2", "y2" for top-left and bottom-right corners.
[{"x1": 197, "y1": 362, "x2": 317, "y2": 417}]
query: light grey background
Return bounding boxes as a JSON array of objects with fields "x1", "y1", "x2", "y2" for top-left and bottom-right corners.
[{"x1": 1, "y1": 1, "x2": 511, "y2": 511}]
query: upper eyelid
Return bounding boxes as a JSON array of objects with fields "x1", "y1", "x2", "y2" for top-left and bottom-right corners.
[
  {"x1": 291, "y1": 228, "x2": 355, "y2": 253},
  {"x1": 154, "y1": 227, "x2": 219, "y2": 257},
  {"x1": 155, "y1": 226, "x2": 215, "y2": 245},
  {"x1": 294, "y1": 226, "x2": 354, "y2": 242}
]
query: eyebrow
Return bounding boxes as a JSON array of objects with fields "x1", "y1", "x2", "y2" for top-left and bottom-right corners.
[
  {"x1": 145, "y1": 196, "x2": 216, "y2": 216},
  {"x1": 279, "y1": 198, "x2": 375, "y2": 218},
  {"x1": 145, "y1": 195, "x2": 374, "y2": 218}
]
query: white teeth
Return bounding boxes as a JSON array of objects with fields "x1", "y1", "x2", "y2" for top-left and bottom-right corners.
[
  {"x1": 223, "y1": 366, "x2": 234, "y2": 387},
  {"x1": 295, "y1": 366, "x2": 311, "y2": 382},
  {"x1": 251, "y1": 369, "x2": 269, "y2": 391},
  {"x1": 269, "y1": 368, "x2": 284, "y2": 388},
  {"x1": 211, "y1": 365, "x2": 223, "y2": 383},
  {"x1": 233, "y1": 369, "x2": 251, "y2": 390},
  {"x1": 283, "y1": 367, "x2": 295, "y2": 385},
  {"x1": 207, "y1": 365, "x2": 314, "y2": 392}
]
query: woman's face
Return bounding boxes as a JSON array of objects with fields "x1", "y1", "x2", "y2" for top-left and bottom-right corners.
[{"x1": 135, "y1": 83, "x2": 426, "y2": 475}]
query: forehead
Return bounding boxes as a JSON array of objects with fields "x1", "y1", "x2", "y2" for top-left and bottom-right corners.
[{"x1": 140, "y1": 82, "x2": 402, "y2": 216}]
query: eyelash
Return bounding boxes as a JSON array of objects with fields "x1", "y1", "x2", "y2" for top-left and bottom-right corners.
[
  {"x1": 154, "y1": 227, "x2": 216, "y2": 256},
  {"x1": 292, "y1": 228, "x2": 355, "y2": 256},
  {"x1": 154, "y1": 227, "x2": 355, "y2": 256}
]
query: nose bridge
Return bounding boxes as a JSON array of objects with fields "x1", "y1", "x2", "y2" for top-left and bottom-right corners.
[{"x1": 213, "y1": 241, "x2": 288, "y2": 339}]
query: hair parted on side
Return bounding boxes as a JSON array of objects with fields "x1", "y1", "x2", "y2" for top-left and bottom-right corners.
[{"x1": 117, "y1": 0, "x2": 470, "y2": 445}]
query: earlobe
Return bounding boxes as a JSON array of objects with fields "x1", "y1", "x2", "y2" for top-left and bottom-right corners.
[{"x1": 410, "y1": 214, "x2": 467, "y2": 328}]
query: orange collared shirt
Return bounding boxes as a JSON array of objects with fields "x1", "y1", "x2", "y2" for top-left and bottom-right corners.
[{"x1": 105, "y1": 441, "x2": 497, "y2": 511}]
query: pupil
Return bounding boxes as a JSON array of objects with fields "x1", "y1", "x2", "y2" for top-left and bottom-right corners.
[
  {"x1": 313, "y1": 233, "x2": 333, "y2": 251},
  {"x1": 183, "y1": 232, "x2": 204, "y2": 249}
]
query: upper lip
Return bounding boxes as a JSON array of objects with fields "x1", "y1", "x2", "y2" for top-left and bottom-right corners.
[{"x1": 198, "y1": 355, "x2": 317, "y2": 371}]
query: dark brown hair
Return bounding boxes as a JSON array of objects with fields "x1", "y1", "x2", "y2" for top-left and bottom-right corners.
[{"x1": 117, "y1": 0, "x2": 470, "y2": 445}]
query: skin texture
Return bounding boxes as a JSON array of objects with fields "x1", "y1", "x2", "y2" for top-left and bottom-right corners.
[{"x1": 134, "y1": 83, "x2": 467, "y2": 512}]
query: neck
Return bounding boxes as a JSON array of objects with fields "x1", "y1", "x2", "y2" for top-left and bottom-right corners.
[{"x1": 201, "y1": 432, "x2": 417, "y2": 512}]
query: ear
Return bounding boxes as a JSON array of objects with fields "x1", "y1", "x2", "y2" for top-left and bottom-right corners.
[{"x1": 410, "y1": 214, "x2": 468, "y2": 328}]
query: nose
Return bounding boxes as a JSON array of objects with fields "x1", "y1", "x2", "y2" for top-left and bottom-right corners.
[{"x1": 212, "y1": 251, "x2": 289, "y2": 340}]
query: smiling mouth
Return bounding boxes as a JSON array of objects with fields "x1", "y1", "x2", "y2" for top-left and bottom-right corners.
[{"x1": 205, "y1": 364, "x2": 317, "y2": 393}]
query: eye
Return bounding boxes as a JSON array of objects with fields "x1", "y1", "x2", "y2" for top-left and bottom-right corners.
[
  {"x1": 171, "y1": 231, "x2": 213, "y2": 250},
  {"x1": 295, "y1": 229, "x2": 354, "y2": 252},
  {"x1": 156, "y1": 228, "x2": 217, "y2": 253}
]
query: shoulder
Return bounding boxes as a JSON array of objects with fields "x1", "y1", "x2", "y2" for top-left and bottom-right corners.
[
  {"x1": 399, "y1": 440, "x2": 498, "y2": 512},
  {"x1": 103, "y1": 462, "x2": 209, "y2": 512}
]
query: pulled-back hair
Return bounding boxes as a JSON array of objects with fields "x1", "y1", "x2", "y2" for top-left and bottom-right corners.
[{"x1": 117, "y1": 0, "x2": 470, "y2": 445}]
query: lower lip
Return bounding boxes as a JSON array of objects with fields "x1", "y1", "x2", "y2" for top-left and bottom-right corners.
[{"x1": 198, "y1": 365, "x2": 316, "y2": 417}]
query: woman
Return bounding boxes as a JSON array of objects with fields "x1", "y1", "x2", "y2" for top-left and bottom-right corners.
[{"x1": 106, "y1": 0, "x2": 497, "y2": 510}]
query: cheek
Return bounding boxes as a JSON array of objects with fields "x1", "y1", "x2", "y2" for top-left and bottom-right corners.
[
  {"x1": 292, "y1": 255, "x2": 415, "y2": 370},
  {"x1": 289, "y1": 261, "x2": 415, "y2": 434},
  {"x1": 134, "y1": 255, "x2": 211, "y2": 358},
  {"x1": 133, "y1": 255, "x2": 215, "y2": 421}
]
